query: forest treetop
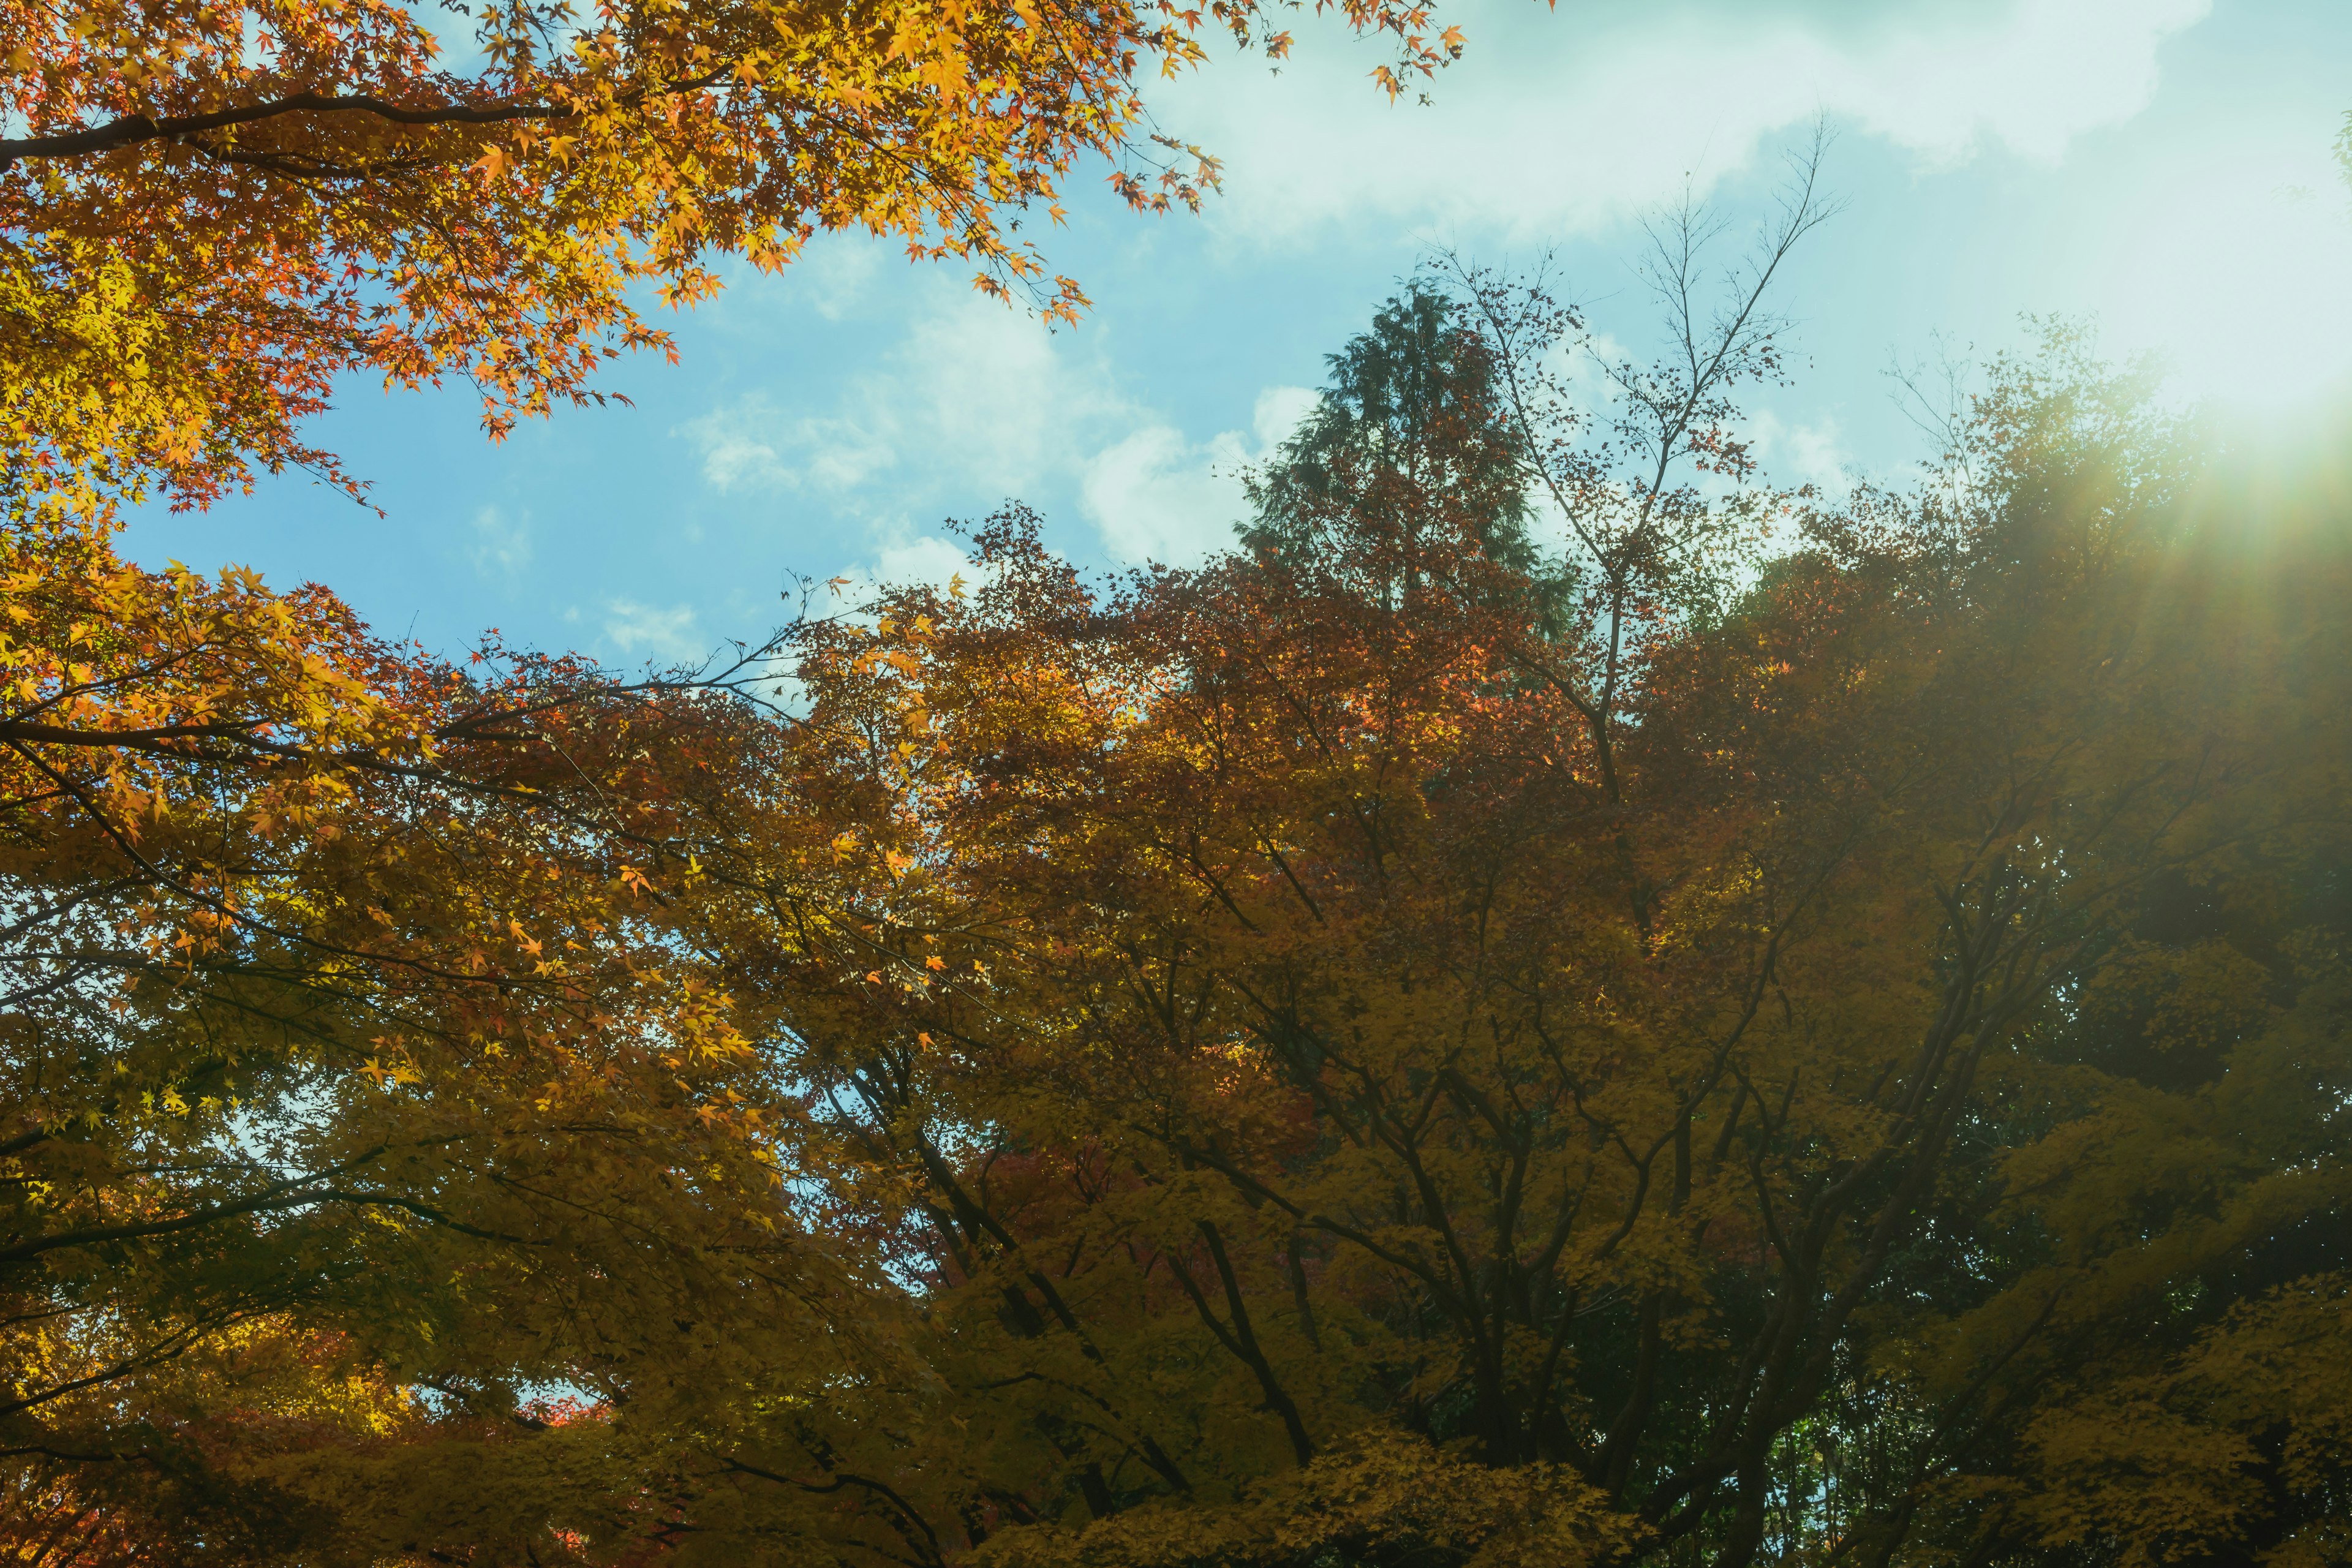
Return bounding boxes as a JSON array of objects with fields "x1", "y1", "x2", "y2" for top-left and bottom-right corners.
[
  {"x1": 6, "y1": 226, "x2": 2349, "y2": 1561},
  {"x1": 3, "y1": 23, "x2": 2351, "y2": 1564}
]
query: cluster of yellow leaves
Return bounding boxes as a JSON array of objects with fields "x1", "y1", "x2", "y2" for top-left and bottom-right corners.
[
  {"x1": 0, "y1": 526, "x2": 404, "y2": 834},
  {"x1": 2, "y1": 0, "x2": 1479, "y2": 522},
  {"x1": 0, "y1": 517, "x2": 862, "y2": 1562},
  {"x1": 2008, "y1": 1275, "x2": 2352, "y2": 1568},
  {"x1": 983, "y1": 1430, "x2": 1642, "y2": 1568},
  {"x1": 0, "y1": 235, "x2": 306, "y2": 530}
]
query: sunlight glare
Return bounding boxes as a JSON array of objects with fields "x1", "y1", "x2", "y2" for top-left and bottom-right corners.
[{"x1": 2089, "y1": 154, "x2": 2352, "y2": 412}]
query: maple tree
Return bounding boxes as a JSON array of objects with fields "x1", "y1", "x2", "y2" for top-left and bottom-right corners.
[
  {"x1": 1, "y1": 0, "x2": 1493, "y2": 1544},
  {"x1": 1, "y1": 0, "x2": 1471, "y2": 528},
  {"x1": 620, "y1": 293, "x2": 2351, "y2": 1566},
  {"x1": 0, "y1": 529, "x2": 876, "y2": 1558},
  {"x1": 4, "y1": 135, "x2": 2350, "y2": 1562}
]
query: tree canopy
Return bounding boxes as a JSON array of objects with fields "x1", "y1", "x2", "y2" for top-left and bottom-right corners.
[
  {"x1": 11, "y1": 273, "x2": 2348, "y2": 1562},
  {"x1": 3, "y1": 91, "x2": 2350, "y2": 1566},
  {"x1": 1, "y1": 0, "x2": 1466, "y2": 527},
  {"x1": 661, "y1": 313, "x2": 2348, "y2": 1568}
]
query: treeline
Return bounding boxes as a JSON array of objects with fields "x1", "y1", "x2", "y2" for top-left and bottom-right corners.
[
  {"x1": 5, "y1": 6, "x2": 2352, "y2": 1566},
  {"x1": 8, "y1": 279, "x2": 2351, "y2": 1566}
]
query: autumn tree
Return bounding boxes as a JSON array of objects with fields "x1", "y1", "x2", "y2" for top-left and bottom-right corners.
[
  {"x1": 6, "y1": 118, "x2": 2350, "y2": 1567},
  {"x1": 1, "y1": 0, "x2": 1473, "y2": 528},
  {"x1": 0, "y1": 0, "x2": 1496, "y2": 1553},
  {"x1": 0, "y1": 538, "x2": 888, "y2": 1559},
  {"x1": 646, "y1": 291, "x2": 2351, "y2": 1568},
  {"x1": 1436, "y1": 129, "x2": 1839, "y2": 802}
]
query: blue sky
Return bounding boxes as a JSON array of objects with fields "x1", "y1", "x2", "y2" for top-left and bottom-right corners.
[{"x1": 125, "y1": 0, "x2": 2352, "y2": 668}]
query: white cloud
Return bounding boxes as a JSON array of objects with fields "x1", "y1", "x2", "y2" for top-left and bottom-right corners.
[
  {"x1": 1080, "y1": 386, "x2": 1317, "y2": 567},
  {"x1": 1253, "y1": 385, "x2": 1321, "y2": 450},
  {"x1": 675, "y1": 293, "x2": 1112, "y2": 501},
  {"x1": 1082, "y1": 423, "x2": 1253, "y2": 565},
  {"x1": 794, "y1": 236, "x2": 888, "y2": 322},
  {"x1": 469, "y1": 504, "x2": 532, "y2": 576},
  {"x1": 603, "y1": 599, "x2": 706, "y2": 663},
  {"x1": 679, "y1": 281, "x2": 1325, "y2": 571},
  {"x1": 869, "y1": 530, "x2": 975, "y2": 590},
  {"x1": 1746, "y1": 410, "x2": 1853, "y2": 496},
  {"x1": 677, "y1": 404, "x2": 787, "y2": 492},
  {"x1": 786, "y1": 522, "x2": 986, "y2": 612},
  {"x1": 676, "y1": 396, "x2": 898, "y2": 494},
  {"x1": 1150, "y1": 0, "x2": 2210, "y2": 246},
  {"x1": 2081, "y1": 145, "x2": 2352, "y2": 411}
]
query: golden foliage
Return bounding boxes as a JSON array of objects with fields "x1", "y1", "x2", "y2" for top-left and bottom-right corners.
[
  {"x1": 2, "y1": 0, "x2": 1467, "y2": 523},
  {"x1": 3, "y1": 290, "x2": 2349, "y2": 1568}
]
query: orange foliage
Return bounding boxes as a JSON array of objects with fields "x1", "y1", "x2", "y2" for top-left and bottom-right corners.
[{"x1": 2, "y1": 0, "x2": 1474, "y2": 522}]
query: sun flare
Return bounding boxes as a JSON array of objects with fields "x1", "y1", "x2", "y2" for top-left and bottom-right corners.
[{"x1": 2089, "y1": 149, "x2": 2352, "y2": 412}]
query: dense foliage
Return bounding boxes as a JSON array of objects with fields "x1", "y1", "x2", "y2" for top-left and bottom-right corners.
[
  {"x1": 0, "y1": 527, "x2": 852, "y2": 1556},
  {"x1": 9, "y1": 277, "x2": 2348, "y2": 1562},
  {"x1": 2, "y1": 84, "x2": 2348, "y2": 1563},
  {"x1": 684, "y1": 313, "x2": 2351, "y2": 1568}
]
